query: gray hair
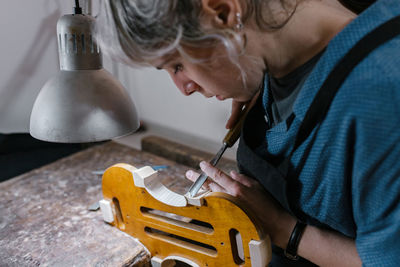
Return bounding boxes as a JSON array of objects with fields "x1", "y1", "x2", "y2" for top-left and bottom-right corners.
[{"x1": 96, "y1": 0, "x2": 296, "y2": 71}]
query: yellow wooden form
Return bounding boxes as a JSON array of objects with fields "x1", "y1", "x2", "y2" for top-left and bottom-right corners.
[{"x1": 101, "y1": 163, "x2": 271, "y2": 267}]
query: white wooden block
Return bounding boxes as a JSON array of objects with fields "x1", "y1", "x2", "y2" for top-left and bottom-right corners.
[
  {"x1": 132, "y1": 166, "x2": 157, "y2": 188},
  {"x1": 184, "y1": 190, "x2": 209, "y2": 207},
  {"x1": 99, "y1": 199, "x2": 114, "y2": 223},
  {"x1": 151, "y1": 256, "x2": 162, "y2": 267},
  {"x1": 235, "y1": 231, "x2": 244, "y2": 262},
  {"x1": 249, "y1": 238, "x2": 271, "y2": 267}
]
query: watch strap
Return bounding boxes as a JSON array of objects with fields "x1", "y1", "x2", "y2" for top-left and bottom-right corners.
[{"x1": 284, "y1": 221, "x2": 307, "y2": 260}]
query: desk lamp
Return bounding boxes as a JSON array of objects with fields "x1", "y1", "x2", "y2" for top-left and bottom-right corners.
[{"x1": 30, "y1": 0, "x2": 139, "y2": 143}]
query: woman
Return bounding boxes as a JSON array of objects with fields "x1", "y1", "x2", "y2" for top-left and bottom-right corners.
[{"x1": 97, "y1": 0, "x2": 400, "y2": 266}]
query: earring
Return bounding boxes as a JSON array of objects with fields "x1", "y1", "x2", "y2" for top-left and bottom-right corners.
[{"x1": 235, "y1": 13, "x2": 243, "y2": 31}]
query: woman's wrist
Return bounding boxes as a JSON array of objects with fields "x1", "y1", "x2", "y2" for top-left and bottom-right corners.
[{"x1": 270, "y1": 211, "x2": 297, "y2": 249}]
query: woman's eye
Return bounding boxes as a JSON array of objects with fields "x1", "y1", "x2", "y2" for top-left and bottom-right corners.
[{"x1": 174, "y1": 64, "x2": 183, "y2": 74}]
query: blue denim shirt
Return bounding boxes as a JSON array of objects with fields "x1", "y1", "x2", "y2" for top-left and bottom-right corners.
[{"x1": 260, "y1": 0, "x2": 400, "y2": 265}]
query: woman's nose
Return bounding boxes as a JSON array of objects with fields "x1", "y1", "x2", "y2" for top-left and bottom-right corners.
[
  {"x1": 183, "y1": 81, "x2": 198, "y2": 96},
  {"x1": 169, "y1": 72, "x2": 199, "y2": 96}
]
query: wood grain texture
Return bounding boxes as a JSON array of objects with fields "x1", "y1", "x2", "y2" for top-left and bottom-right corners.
[
  {"x1": 102, "y1": 164, "x2": 271, "y2": 266},
  {"x1": 141, "y1": 136, "x2": 238, "y2": 174},
  {"x1": 0, "y1": 141, "x2": 203, "y2": 267}
]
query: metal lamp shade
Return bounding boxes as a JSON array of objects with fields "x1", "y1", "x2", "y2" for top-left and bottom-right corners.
[
  {"x1": 30, "y1": 69, "x2": 139, "y2": 143},
  {"x1": 30, "y1": 13, "x2": 139, "y2": 143}
]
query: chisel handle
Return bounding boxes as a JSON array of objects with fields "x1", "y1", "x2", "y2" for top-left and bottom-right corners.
[{"x1": 188, "y1": 94, "x2": 259, "y2": 197}]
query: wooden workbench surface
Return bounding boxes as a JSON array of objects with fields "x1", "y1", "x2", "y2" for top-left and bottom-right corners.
[{"x1": 0, "y1": 138, "x2": 237, "y2": 266}]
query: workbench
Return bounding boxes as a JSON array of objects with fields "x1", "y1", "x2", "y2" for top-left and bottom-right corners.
[{"x1": 0, "y1": 136, "x2": 236, "y2": 266}]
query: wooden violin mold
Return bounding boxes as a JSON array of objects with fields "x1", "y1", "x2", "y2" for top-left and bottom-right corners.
[{"x1": 100, "y1": 163, "x2": 271, "y2": 267}]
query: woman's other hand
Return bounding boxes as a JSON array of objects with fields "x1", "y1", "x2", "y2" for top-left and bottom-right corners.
[
  {"x1": 225, "y1": 100, "x2": 246, "y2": 129},
  {"x1": 226, "y1": 91, "x2": 260, "y2": 129}
]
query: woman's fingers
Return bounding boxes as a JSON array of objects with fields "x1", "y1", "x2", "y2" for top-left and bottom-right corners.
[
  {"x1": 187, "y1": 163, "x2": 260, "y2": 196},
  {"x1": 193, "y1": 162, "x2": 286, "y2": 240},
  {"x1": 208, "y1": 182, "x2": 227, "y2": 193},
  {"x1": 199, "y1": 161, "x2": 245, "y2": 197},
  {"x1": 230, "y1": 170, "x2": 255, "y2": 187},
  {"x1": 185, "y1": 170, "x2": 199, "y2": 182},
  {"x1": 185, "y1": 170, "x2": 212, "y2": 190},
  {"x1": 186, "y1": 169, "x2": 226, "y2": 192}
]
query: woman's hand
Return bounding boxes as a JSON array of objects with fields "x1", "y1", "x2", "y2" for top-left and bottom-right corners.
[
  {"x1": 185, "y1": 161, "x2": 295, "y2": 245},
  {"x1": 225, "y1": 100, "x2": 246, "y2": 129},
  {"x1": 186, "y1": 162, "x2": 362, "y2": 266},
  {"x1": 226, "y1": 91, "x2": 261, "y2": 129}
]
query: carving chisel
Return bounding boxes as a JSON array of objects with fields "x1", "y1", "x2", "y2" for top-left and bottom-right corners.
[{"x1": 188, "y1": 100, "x2": 255, "y2": 197}]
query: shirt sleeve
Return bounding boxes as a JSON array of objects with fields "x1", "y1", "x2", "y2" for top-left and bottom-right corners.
[{"x1": 350, "y1": 78, "x2": 400, "y2": 266}]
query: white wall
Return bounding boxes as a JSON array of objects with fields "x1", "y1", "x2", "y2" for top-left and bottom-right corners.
[
  {"x1": 0, "y1": 1, "x2": 64, "y2": 133},
  {"x1": 0, "y1": 1, "x2": 234, "y2": 155}
]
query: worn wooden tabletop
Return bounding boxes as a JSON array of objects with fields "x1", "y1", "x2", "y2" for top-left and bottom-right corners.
[{"x1": 0, "y1": 138, "x2": 237, "y2": 267}]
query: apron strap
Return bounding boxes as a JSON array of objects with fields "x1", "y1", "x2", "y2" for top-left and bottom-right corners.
[{"x1": 291, "y1": 15, "x2": 400, "y2": 156}]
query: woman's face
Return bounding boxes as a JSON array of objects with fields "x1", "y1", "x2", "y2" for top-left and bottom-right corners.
[{"x1": 152, "y1": 45, "x2": 264, "y2": 102}]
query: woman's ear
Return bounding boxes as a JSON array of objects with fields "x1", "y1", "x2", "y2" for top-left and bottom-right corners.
[{"x1": 201, "y1": 0, "x2": 243, "y2": 28}]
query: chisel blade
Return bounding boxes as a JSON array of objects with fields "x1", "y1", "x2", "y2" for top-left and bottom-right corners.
[{"x1": 188, "y1": 143, "x2": 227, "y2": 197}]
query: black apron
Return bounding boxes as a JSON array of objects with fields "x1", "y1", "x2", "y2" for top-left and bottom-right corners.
[{"x1": 237, "y1": 15, "x2": 400, "y2": 266}]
